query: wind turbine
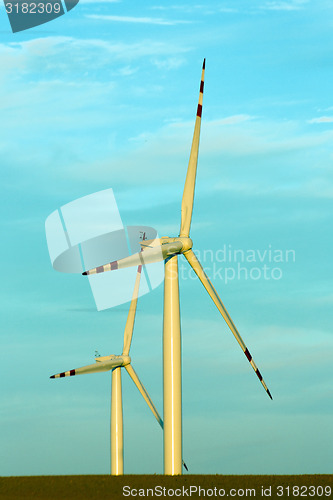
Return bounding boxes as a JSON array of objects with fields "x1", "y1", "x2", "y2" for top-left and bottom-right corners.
[
  {"x1": 83, "y1": 59, "x2": 272, "y2": 475},
  {"x1": 50, "y1": 264, "x2": 163, "y2": 475}
]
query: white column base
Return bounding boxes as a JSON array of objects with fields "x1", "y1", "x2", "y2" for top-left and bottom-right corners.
[
  {"x1": 111, "y1": 367, "x2": 123, "y2": 475},
  {"x1": 163, "y1": 255, "x2": 182, "y2": 475}
]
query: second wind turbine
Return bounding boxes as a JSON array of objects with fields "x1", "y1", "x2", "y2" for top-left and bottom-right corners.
[
  {"x1": 83, "y1": 59, "x2": 272, "y2": 475},
  {"x1": 51, "y1": 264, "x2": 162, "y2": 475}
]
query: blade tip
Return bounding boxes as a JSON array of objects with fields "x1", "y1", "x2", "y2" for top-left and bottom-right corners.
[
  {"x1": 203, "y1": 58, "x2": 206, "y2": 69},
  {"x1": 50, "y1": 375, "x2": 55, "y2": 379},
  {"x1": 267, "y1": 389, "x2": 273, "y2": 400},
  {"x1": 82, "y1": 271, "x2": 87, "y2": 275}
]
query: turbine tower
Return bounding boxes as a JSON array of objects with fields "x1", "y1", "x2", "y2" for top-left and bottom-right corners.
[
  {"x1": 83, "y1": 59, "x2": 272, "y2": 475},
  {"x1": 51, "y1": 264, "x2": 163, "y2": 475}
]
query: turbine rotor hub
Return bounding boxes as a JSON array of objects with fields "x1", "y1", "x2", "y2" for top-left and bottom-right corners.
[
  {"x1": 178, "y1": 237, "x2": 193, "y2": 253},
  {"x1": 121, "y1": 355, "x2": 131, "y2": 366},
  {"x1": 161, "y1": 236, "x2": 193, "y2": 255}
]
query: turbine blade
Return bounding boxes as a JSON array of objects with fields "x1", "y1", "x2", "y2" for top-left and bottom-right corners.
[
  {"x1": 122, "y1": 265, "x2": 142, "y2": 356},
  {"x1": 125, "y1": 364, "x2": 163, "y2": 429},
  {"x1": 179, "y1": 58, "x2": 205, "y2": 238},
  {"x1": 50, "y1": 358, "x2": 123, "y2": 378},
  {"x1": 183, "y1": 249, "x2": 272, "y2": 400},
  {"x1": 82, "y1": 241, "x2": 182, "y2": 275}
]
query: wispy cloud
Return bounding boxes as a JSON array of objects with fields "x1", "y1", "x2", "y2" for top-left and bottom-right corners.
[
  {"x1": 260, "y1": 0, "x2": 308, "y2": 11},
  {"x1": 70, "y1": 115, "x2": 333, "y2": 201},
  {"x1": 307, "y1": 116, "x2": 333, "y2": 124},
  {"x1": 151, "y1": 57, "x2": 186, "y2": 70},
  {"x1": 210, "y1": 114, "x2": 253, "y2": 125},
  {"x1": 117, "y1": 65, "x2": 138, "y2": 76},
  {"x1": 150, "y1": 5, "x2": 206, "y2": 13},
  {"x1": 0, "y1": 36, "x2": 190, "y2": 82},
  {"x1": 152, "y1": 1, "x2": 307, "y2": 15},
  {"x1": 219, "y1": 7, "x2": 239, "y2": 13},
  {"x1": 86, "y1": 14, "x2": 191, "y2": 25}
]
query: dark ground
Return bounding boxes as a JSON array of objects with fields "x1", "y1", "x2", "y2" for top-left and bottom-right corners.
[{"x1": 0, "y1": 475, "x2": 332, "y2": 500}]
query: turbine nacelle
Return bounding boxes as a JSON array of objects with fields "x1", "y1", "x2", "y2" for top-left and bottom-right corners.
[
  {"x1": 159, "y1": 236, "x2": 193, "y2": 255},
  {"x1": 95, "y1": 354, "x2": 131, "y2": 367},
  {"x1": 141, "y1": 236, "x2": 192, "y2": 254}
]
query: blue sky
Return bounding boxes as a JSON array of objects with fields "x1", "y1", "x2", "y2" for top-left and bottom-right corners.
[{"x1": 1, "y1": 0, "x2": 333, "y2": 475}]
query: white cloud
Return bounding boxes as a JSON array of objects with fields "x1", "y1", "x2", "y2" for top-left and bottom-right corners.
[
  {"x1": 260, "y1": 0, "x2": 308, "y2": 11},
  {"x1": 0, "y1": 36, "x2": 190, "y2": 83},
  {"x1": 19, "y1": 107, "x2": 333, "y2": 199},
  {"x1": 86, "y1": 14, "x2": 191, "y2": 25},
  {"x1": 209, "y1": 114, "x2": 253, "y2": 125},
  {"x1": 254, "y1": 324, "x2": 333, "y2": 372},
  {"x1": 117, "y1": 65, "x2": 138, "y2": 76},
  {"x1": 196, "y1": 117, "x2": 333, "y2": 159},
  {"x1": 150, "y1": 5, "x2": 206, "y2": 13},
  {"x1": 308, "y1": 116, "x2": 333, "y2": 124},
  {"x1": 151, "y1": 56, "x2": 186, "y2": 70},
  {"x1": 1, "y1": 37, "x2": 332, "y2": 205},
  {"x1": 219, "y1": 7, "x2": 239, "y2": 13},
  {"x1": 105, "y1": 115, "x2": 333, "y2": 202}
]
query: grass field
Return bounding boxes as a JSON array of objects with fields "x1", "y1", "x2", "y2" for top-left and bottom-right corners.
[{"x1": 0, "y1": 475, "x2": 332, "y2": 500}]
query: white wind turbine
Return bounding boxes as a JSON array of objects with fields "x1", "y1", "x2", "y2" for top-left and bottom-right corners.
[
  {"x1": 50, "y1": 264, "x2": 162, "y2": 475},
  {"x1": 83, "y1": 59, "x2": 272, "y2": 475}
]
